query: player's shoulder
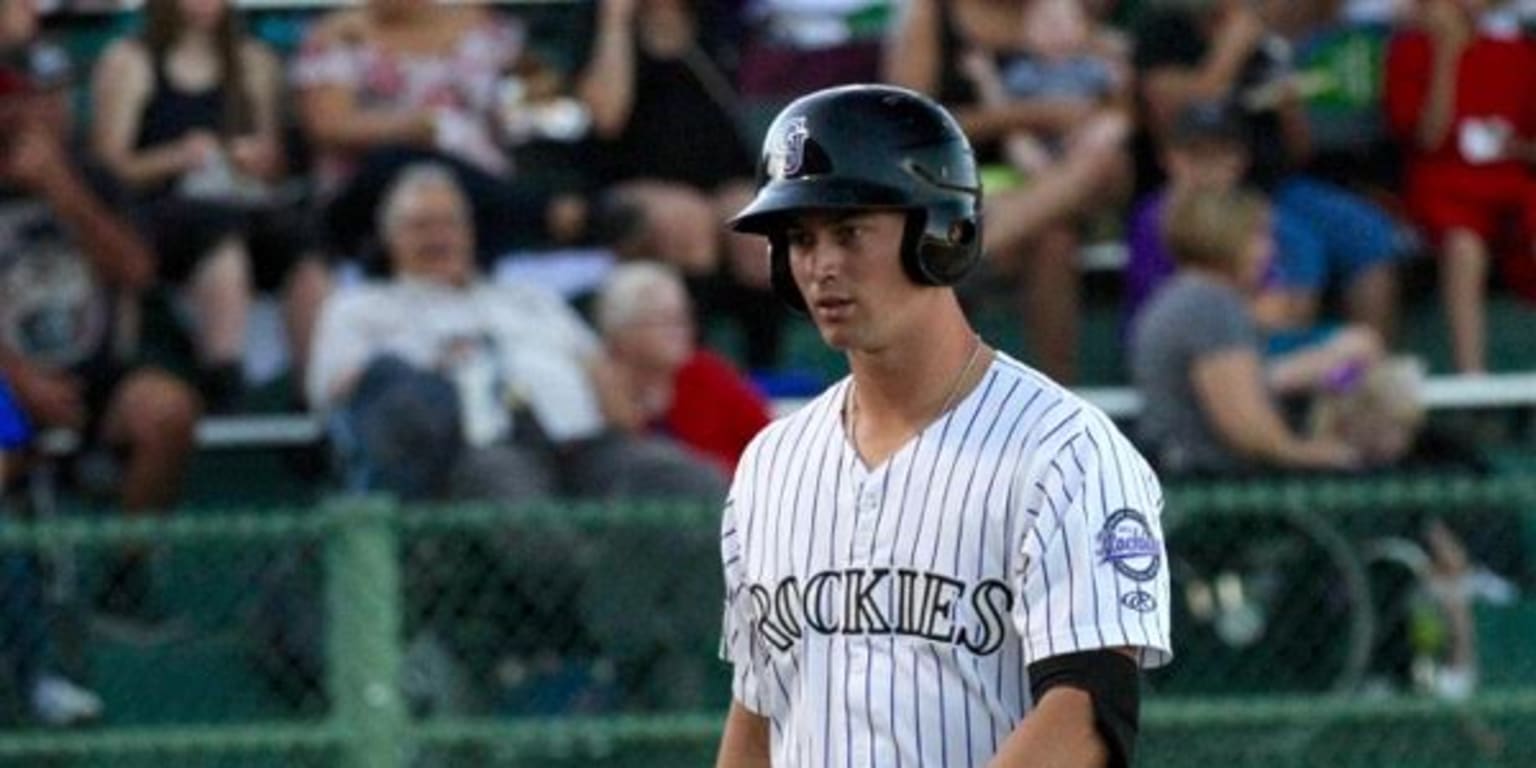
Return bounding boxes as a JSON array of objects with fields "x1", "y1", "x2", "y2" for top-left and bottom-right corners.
[
  {"x1": 988, "y1": 352, "x2": 1135, "y2": 456},
  {"x1": 989, "y1": 354, "x2": 1158, "y2": 494}
]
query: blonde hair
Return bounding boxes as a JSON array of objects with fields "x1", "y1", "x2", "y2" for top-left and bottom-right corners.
[
  {"x1": 1311, "y1": 357, "x2": 1427, "y2": 464},
  {"x1": 1161, "y1": 187, "x2": 1268, "y2": 274},
  {"x1": 595, "y1": 261, "x2": 687, "y2": 336}
]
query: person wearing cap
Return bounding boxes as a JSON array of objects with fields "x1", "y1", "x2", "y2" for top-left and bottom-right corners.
[
  {"x1": 1130, "y1": 186, "x2": 1379, "y2": 475},
  {"x1": 0, "y1": 0, "x2": 202, "y2": 631},
  {"x1": 1124, "y1": 101, "x2": 1293, "y2": 331},
  {"x1": 1132, "y1": 0, "x2": 1406, "y2": 344},
  {"x1": 1127, "y1": 100, "x2": 1398, "y2": 355}
]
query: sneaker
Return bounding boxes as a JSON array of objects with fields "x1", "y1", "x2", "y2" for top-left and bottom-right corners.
[
  {"x1": 1432, "y1": 664, "x2": 1478, "y2": 702},
  {"x1": 1465, "y1": 566, "x2": 1519, "y2": 606},
  {"x1": 30, "y1": 674, "x2": 104, "y2": 726}
]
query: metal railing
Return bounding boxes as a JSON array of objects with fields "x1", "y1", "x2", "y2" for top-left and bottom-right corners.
[
  {"x1": 29, "y1": 371, "x2": 1529, "y2": 455},
  {"x1": 0, "y1": 476, "x2": 1533, "y2": 766}
]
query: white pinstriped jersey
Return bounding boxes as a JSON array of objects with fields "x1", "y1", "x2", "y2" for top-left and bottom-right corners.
[{"x1": 720, "y1": 353, "x2": 1172, "y2": 767}]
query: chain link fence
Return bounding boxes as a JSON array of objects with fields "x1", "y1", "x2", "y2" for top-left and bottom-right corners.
[{"x1": 1, "y1": 475, "x2": 1534, "y2": 766}]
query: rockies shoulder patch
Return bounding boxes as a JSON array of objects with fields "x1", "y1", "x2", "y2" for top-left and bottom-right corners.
[{"x1": 1096, "y1": 508, "x2": 1162, "y2": 583}]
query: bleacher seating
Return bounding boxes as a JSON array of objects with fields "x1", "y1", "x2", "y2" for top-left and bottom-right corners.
[{"x1": 5, "y1": 5, "x2": 1533, "y2": 766}]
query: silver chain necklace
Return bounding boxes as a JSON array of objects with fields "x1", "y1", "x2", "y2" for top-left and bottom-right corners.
[{"x1": 847, "y1": 334, "x2": 985, "y2": 445}]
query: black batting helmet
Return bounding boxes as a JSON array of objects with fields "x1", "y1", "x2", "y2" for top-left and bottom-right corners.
[{"x1": 729, "y1": 84, "x2": 983, "y2": 312}]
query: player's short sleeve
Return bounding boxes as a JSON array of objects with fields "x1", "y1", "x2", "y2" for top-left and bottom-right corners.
[
  {"x1": 719, "y1": 455, "x2": 769, "y2": 714},
  {"x1": 1012, "y1": 412, "x2": 1173, "y2": 669}
]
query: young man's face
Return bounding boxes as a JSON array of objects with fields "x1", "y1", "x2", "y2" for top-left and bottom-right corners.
[
  {"x1": 783, "y1": 209, "x2": 925, "y2": 353},
  {"x1": 1164, "y1": 139, "x2": 1248, "y2": 192}
]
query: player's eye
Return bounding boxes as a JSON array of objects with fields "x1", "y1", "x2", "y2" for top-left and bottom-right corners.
[
  {"x1": 834, "y1": 224, "x2": 864, "y2": 246},
  {"x1": 786, "y1": 230, "x2": 815, "y2": 250}
]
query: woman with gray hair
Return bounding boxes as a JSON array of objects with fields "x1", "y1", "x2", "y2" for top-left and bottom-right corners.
[{"x1": 596, "y1": 262, "x2": 770, "y2": 475}]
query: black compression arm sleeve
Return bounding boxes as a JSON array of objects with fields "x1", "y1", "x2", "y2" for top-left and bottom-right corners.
[{"x1": 1028, "y1": 650, "x2": 1142, "y2": 768}]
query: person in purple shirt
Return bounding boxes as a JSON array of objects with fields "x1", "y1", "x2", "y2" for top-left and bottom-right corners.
[{"x1": 1126, "y1": 103, "x2": 1329, "y2": 353}]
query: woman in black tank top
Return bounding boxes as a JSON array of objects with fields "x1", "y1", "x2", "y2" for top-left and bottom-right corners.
[
  {"x1": 885, "y1": 0, "x2": 1134, "y2": 385},
  {"x1": 131, "y1": 57, "x2": 227, "y2": 188},
  {"x1": 578, "y1": 0, "x2": 784, "y2": 371},
  {"x1": 90, "y1": 0, "x2": 329, "y2": 410}
]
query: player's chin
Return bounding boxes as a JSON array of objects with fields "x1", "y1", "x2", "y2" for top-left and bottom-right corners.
[{"x1": 813, "y1": 322, "x2": 856, "y2": 350}]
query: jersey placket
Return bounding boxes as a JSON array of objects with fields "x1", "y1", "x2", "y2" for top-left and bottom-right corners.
[{"x1": 847, "y1": 461, "x2": 887, "y2": 767}]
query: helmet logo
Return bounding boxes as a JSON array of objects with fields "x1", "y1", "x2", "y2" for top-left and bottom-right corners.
[{"x1": 769, "y1": 116, "x2": 810, "y2": 179}]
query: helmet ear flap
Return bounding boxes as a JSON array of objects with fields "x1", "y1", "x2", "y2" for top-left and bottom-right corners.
[
  {"x1": 905, "y1": 207, "x2": 983, "y2": 287},
  {"x1": 768, "y1": 232, "x2": 809, "y2": 313},
  {"x1": 899, "y1": 209, "x2": 937, "y2": 286}
]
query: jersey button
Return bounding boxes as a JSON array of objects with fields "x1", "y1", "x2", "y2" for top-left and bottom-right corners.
[{"x1": 859, "y1": 491, "x2": 879, "y2": 513}]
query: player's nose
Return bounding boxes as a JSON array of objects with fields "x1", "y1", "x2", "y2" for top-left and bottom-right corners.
[{"x1": 802, "y1": 239, "x2": 847, "y2": 282}]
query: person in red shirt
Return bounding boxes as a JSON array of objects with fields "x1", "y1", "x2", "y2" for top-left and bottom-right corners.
[
  {"x1": 596, "y1": 261, "x2": 771, "y2": 476},
  {"x1": 1385, "y1": 0, "x2": 1536, "y2": 373}
]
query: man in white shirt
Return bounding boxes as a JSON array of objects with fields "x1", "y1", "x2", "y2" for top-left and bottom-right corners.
[{"x1": 307, "y1": 162, "x2": 726, "y2": 503}]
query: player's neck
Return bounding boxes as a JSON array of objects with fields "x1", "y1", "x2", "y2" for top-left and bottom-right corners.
[{"x1": 847, "y1": 326, "x2": 989, "y2": 432}]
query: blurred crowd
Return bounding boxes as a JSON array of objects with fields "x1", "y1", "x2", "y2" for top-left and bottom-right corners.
[{"x1": 0, "y1": 0, "x2": 1533, "y2": 725}]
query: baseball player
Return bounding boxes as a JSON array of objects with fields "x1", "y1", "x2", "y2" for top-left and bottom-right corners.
[{"x1": 715, "y1": 84, "x2": 1171, "y2": 768}]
